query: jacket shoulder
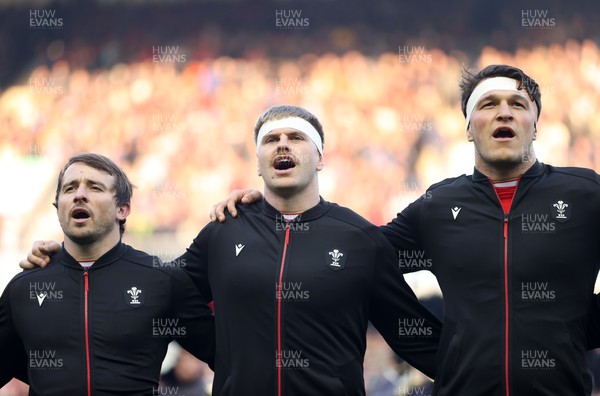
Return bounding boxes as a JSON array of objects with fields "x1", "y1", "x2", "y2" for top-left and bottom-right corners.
[
  {"x1": 545, "y1": 164, "x2": 600, "y2": 185},
  {"x1": 237, "y1": 200, "x2": 262, "y2": 213},
  {"x1": 426, "y1": 175, "x2": 468, "y2": 191},
  {"x1": 119, "y1": 245, "x2": 191, "y2": 283},
  {"x1": 326, "y1": 203, "x2": 376, "y2": 229},
  {"x1": 120, "y1": 245, "x2": 156, "y2": 266},
  {"x1": 3, "y1": 266, "x2": 50, "y2": 290},
  {"x1": 324, "y1": 203, "x2": 389, "y2": 243}
]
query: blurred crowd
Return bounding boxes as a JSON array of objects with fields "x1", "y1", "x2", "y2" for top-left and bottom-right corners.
[
  {"x1": 1, "y1": 40, "x2": 600, "y2": 394},
  {"x1": 1, "y1": 40, "x2": 600, "y2": 236}
]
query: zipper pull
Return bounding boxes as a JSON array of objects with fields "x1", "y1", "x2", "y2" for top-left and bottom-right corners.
[
  {"x1": 284, "y1": 224, "x2": 290, "y2": 245},
  {"x1": 83, "y1": 269, "x2": 89, "y2": 292},
  {"x1": 503, "y1": 214, "x2": 509, "y2": 239}
]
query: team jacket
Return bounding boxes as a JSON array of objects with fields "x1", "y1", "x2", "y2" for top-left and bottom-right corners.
[
  {"x1": 179, "y1": 198, "x2": 442, "y2": 396},
  {"x1": 382, "y1": 161, "x2": 600, "y2": 395},
  {"x1": 0, "y1": 242, "x2": 215, "y2": 396}
]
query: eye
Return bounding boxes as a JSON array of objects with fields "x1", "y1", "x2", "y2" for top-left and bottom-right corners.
[
  {"x1": 291, "y1": 135, "x2": 304, "y2": 141},
  {"x1": 480, "y1": 101, "x2": 494, "y2": 109},
  {"x1": 90, "y1": 185, "x2": 102, "y2": 191},
  {"x1": 64, "y1": 186, "x2": 75, "y2": 193},
  {"x1": 264, "y1": 136, "x2": 277, "y2": 143}
]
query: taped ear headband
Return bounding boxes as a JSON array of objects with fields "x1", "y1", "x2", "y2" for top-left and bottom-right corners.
[
  {"x1": 256, "y1": 117, "x2": 323, "y2": 155},
  {"x1": 465, "y1": 77, "x2": 519, "y2": 129}
]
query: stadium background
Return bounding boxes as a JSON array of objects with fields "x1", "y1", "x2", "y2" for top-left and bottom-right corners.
[{"x1": 1, "y1": 0, "x2": 599, "y2": 394}]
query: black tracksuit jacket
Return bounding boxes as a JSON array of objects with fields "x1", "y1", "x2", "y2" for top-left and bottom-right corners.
[
  {"x1": 0, "y1": 242, "x2": 215, "y2": 396},
  {"x1": 382, "y1": 161, "x2": 600, "y2": 395},
  {"x1": 179, "y1": 198, "x2": 442, "y2": 396}
]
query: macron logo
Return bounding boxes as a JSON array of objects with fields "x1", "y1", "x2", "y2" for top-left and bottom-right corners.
[
  {"x1": 235, "y1": 244, "x2": 245, "y2": 257},
  {"x1": 451, "y1": 207, "x2": 462, "y2": 220},
  {"x1": 36, "y1": 291, "x2": 47, "y2": 306}
]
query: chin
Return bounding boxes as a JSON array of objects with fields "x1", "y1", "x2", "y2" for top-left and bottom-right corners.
[
  {"x1": 65, "y1": 232, "x2": 97, "y2": 245},
  {"x1": 270, "y1": 185, "x2": 301, "y2": 198},
  {"x1": 492, "y1": 156, "x2": 526, "y2": 168}
]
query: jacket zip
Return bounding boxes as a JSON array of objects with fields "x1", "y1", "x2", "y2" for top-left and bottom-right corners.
[
  {"x1": 503, "y1": 215, "x2": 510, "y2": 396},
  {"x1": 83, "y1": 269, "x2": 91, "y2": 396},
  {"x1": 277, "y1": 225, "x2": 291, "y2": 396},
  {"x1": 490, "y1": 178, "x2": 520, "y2": 396}
]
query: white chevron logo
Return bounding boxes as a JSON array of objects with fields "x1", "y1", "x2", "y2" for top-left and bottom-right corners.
[
  {"x1": 235, "y1": 244, "x2": 245, "y2": 257},
  {"x1": 451, "y1": 207, "x2": 462, "y2": 220},
  {"x1": 36, "y1": 291, "x2": 47, "y2": 306}
]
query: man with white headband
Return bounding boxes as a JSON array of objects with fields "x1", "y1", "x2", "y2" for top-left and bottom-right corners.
[
  {"x1": 171, "y1": 105, "x2": 442, "y2": 395},
  {"x1": 20, "y1": 105, "x2": 442, "y2": 395},
  {"x1": 209, "y1": 65, "x2": 600, "y2": 395}
]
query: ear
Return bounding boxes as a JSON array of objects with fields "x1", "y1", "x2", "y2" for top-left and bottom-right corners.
[
  {"x1": 116, "y1": 203, "x2": 131, "y2": 221},
  {"x1": 316, "y1": 154, "x2": 324, "y2": 171},
  {"x1": 257, "y1": 161, "x2": 262, "y2": 177},
  {"x1": 466, "y1": 123, "x2": 474, "y2": 142},
  {"x1": 532, "y1": 122, "x2": 537, "y2": 140}
]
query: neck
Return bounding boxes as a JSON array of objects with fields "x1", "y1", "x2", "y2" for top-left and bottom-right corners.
[
  {"x1": 263, "y1": 184, "x2": 320, "y2": 214},
  {"x1": 476, "y1": 157, "x2": 536, "y2": 182},
  {"x1": 63, "y1": 232, "x2": 121, "y2": 262}
]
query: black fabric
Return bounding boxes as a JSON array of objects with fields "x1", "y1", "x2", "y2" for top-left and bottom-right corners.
[
  {"x1": 179, "y1": 197, "x2": 442, "y2": 396},
  {"x1": 0, "y1": 242, "x2": 215, "y2": 395},
  {"x1": 382, "y1": 161, "x2": 600, "y2": 396}
]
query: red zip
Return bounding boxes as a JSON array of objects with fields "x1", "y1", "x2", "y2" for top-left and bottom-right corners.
[
  {"x1": 490, "y1": 178, "x2": 520, "y2": 396},
  {"x1": 83, "y1": 270, "x2": 91, "y2": 396},
  {"x1": 503, "y1": 216, "x2": 510, "y2": 396},
  {"x1": 277, "y1": 226, "x2": 291, "y2": 396}
]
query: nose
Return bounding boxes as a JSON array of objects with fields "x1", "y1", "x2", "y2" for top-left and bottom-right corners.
[
  {"x1": 276, "y1": 135, "x2": 291, "y2": 154},
  {"x1": 496, "y1": 101, "x2": 513, "y2": 121},
  {"x1": 74, "y1": 185, "x2": 88, "y2": 201}
]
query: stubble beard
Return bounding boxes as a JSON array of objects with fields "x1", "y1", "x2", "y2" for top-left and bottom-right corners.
[{"x1": 479, "y1": 140, "x2": 535, "y2": 173}]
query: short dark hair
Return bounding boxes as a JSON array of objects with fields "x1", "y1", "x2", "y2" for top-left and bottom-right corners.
[
  {"x1": 460, "y1": 64, "x2": 542, "y2": 120},
  {"x1": 54, "y1": 153, "x2": 134, "y2": 235},
  {"x1": 254, "y1": 105, "x2": 325, "y2": 147}
]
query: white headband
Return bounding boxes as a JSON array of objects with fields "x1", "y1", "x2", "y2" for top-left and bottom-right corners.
[
  {"x1": 256, "y1": 117, "x2": 323, "y2": 155},
  {"x1": 465, "y1": 77, "x2": 519, "y2": 128}
]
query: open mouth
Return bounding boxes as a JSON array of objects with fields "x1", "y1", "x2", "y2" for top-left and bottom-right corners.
[
  {"x1": 273, "y1": 156, "x2": 296, "y2": 171},
  {"x1": 493, "y1": 127, "x2": 515, "y2": 139},
  {"x1": 71, "y1": 208, "x2": 91, "y2": 220}
]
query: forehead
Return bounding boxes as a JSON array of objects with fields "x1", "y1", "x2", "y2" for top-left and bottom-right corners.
[
  {"x1": 477, "y1": 88, "x2": 531, "y2": 101},
  {"x1": 62, "y1": 162, "x2": 114, "y2": 184},
  {"x1": 263, "y1": 127, "x2": 307, "y2": 138}
]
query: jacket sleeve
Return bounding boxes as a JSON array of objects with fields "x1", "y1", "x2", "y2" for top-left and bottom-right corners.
[
  {"x1": 167, "y1": 266, "x2": 216, "y2": 370},
  {"x1": 380, "y1": 196, "x2": 431, "y2": 274},
  {"x1": 171, "y1": 223, "x2": 213, "y2": 302},
  {"x1": 0, "y1": 282, "x2": 29, "y2": 385},
  {"x1": 368, "y1": 232, "x2": 441, "y2": 379},
  {"x1": 585, "y1": 173, "x2": 600, "y2": 349},
  {"x1": 586, "y1": 294, "x2": 600, "y2": 349}
]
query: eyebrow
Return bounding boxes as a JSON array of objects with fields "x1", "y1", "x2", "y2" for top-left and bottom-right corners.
[
  {"x1": 62, "y1": 179, "x2": 109, "y2": 190},
  {"x1": 478, "y1": 92, "x2": 530, "y2": 104},
  {"x1": 262, "y1": 130, "x2": 306, "y2": 141}
]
